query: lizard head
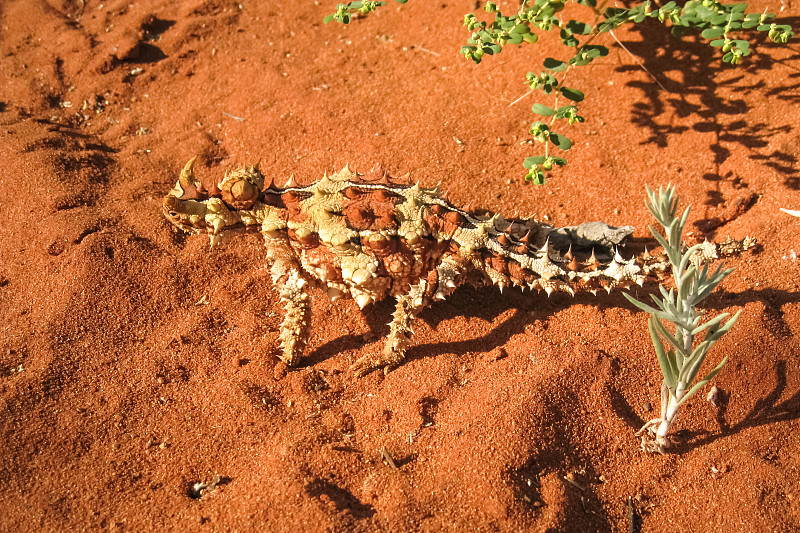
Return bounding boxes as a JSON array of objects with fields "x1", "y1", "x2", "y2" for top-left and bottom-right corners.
[
  {"x1": 162, "y1": 157, "x2": 265, "y2": 244},
  {"x1": 162, "y1": 156, "x2": 220, "y2": 235}
]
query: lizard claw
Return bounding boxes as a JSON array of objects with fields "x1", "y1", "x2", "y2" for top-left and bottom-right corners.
[{"x1": 350, "y1": 351, "x2": 402, "y2": 377}]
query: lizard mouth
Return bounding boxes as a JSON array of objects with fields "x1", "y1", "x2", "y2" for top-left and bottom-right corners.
[
  {"x1": 162, "y1": 193, "x2": 264, "y2": 237},
  {"x1": 162, "y1": 195, "x2": 207, "y2": 233}
]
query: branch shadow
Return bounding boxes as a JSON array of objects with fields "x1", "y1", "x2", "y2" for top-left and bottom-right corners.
[{"x1": 615, "y1": 15, "x2": 800, "y2": 192}]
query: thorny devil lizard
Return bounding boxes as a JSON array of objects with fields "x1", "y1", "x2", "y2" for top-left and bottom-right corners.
[{"x1": 163, "y1": 157, "x2": 754, "y2": 377}]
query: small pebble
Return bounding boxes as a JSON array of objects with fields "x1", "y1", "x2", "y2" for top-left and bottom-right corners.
[{"x1": 706, "y1": 386, "x2": 720, "y2": 406}]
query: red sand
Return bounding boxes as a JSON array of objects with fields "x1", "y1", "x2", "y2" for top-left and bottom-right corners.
[{"x1": 1, "y1": 1, "x2": 799, "y2": 531}]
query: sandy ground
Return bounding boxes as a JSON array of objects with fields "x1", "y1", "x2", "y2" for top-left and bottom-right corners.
[{"x1": 1, "y1": 0, "x2": 799, "y2": 531}]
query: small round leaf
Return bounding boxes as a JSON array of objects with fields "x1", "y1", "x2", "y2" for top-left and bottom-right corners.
[
  {"x1": 532, "y1": 103, "x2": 556, "y2": 116},
  {"x1": 523, "y1": 156, "x2": 547, "y2": 168},
  {"x1": 511, "y1": 24, "x2": 531, "y2": 34},
  {"x1": 543, "y1": 57, "x2": 568, "y2": 71},
  {"x1": 701, "y1": 28, "x2": 725, "y2": 39},
  {"x1": 549, "y1": 133, "x2": 573, "y2": 150},
  {"x1": 559, "y1": 87, "x2": 584, "y2": 102}
]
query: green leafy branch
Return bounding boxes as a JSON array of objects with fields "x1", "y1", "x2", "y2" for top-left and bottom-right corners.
[
  {"x1": 324, "y1": 0, "x2": 407, "y2": 24},
  {"x1": 623, "y1": 185, "x2": 740, "y2": 454},
  {"x1": 326, "y1": 0, "x2": 793, "y2": 184},
  {"x1": 460, "y1": 0, "x2": 793, "y2": 184}
]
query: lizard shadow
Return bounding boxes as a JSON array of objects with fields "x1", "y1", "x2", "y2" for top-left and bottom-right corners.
[
  {"x1": 307, "y1": 280, "x2": 644, "y2": 368},
  {"x1": 305, "y1": 285, "x2": 555, "y2": 366},
  {"x1": 303, "y1": 282, "x2": 800, "y2": 457},
  {"x1": 307, "y1": 282, "x2": 800, "y2": 370}
]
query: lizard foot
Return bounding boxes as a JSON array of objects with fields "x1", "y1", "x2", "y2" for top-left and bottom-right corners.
[{"x1": 350, "y1": 349, "x2": 404, "y2": 377}]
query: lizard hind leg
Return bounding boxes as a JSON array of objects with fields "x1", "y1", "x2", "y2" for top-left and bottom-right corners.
[
  {"x1": 271, "y1": 259, "x2": 312, "y2": 367},
  {"x1": 351, "y1": 257, "x2": 464, "y2": 377}
]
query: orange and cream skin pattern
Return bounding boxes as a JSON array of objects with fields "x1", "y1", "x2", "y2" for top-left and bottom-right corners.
[{"x1": 163, "y1": 158, "x2": 748, "y2": 376}]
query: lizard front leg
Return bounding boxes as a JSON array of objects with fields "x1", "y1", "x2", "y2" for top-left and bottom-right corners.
[
  {"x1": 351, "y1": 256, "x2": 464, "y2": 377},
  {"x1": 270, "y1": 255, "x2": 312, "y2": 367}
]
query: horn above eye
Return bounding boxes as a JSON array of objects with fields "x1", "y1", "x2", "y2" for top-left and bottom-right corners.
[
  {"x1": 179, "y1": 156, "x2": 199, "y2": 190},
  {"x1": 172, "y1": 156, "x2": 207, "y2": 200}
]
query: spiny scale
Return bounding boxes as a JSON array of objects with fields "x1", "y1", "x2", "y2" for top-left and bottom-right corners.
[{"x1": 162, "y1": 159, "x2": 751, "y2": 376}]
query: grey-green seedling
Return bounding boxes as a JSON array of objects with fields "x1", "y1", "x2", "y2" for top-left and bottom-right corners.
[
  {"x1": 327, "y1": 0, "x2": 794, "y2": 184},
  {"x1": 624, "y1": 185, "x2": 740, "y2": 454}
]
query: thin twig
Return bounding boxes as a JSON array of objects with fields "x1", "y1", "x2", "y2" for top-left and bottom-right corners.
[
  {"x1": 562, "y1": 474, "x2": 586, "y2": 492},
  {"x1": 415, "y1": 45, "x2": 440, "y2": 57},
  {"x1": 627, "y1": 497, "x2": 640, "y2": 533},
  {"x1": 222, "y1": 111, "x2": 245, "y2": 122},
  {"x1": 381, "y1": 446, "x2": 398, "y2": 469},
  {"x1": 609, "y1": 30, "x2": 669, "y2": 93},
  {"x1": 509, "y1": 91, "x2": 532, "y2": 106}
]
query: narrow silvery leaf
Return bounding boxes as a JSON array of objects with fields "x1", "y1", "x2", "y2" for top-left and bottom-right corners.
[
  {"x1": 649, "y1": 318, "x2": 677, "y2": 388},
  {"x1": 691, "y1": 313, "x2": 729, "y2": 336},
  {"x1": 649, "y1": 228, "x2": 670, "y2": 252},
  {"x1": 676, "y1": 356, "x2": 728, "y2": 407},
  {"x1": 678, "y1": 204, "x2": 691, "y2": 228},
  {"x1": 677, "y1": 267, "x2": 697, "y2": 302},
  {"x1": 623, "y1": 292, "x2": 659, "y2": 315},
  {"x1": 709, "y1": 310, "x2": 742, "y2": 340},
  {"x1": 678, "y1": 244, "x2": 703, "y2": 275},
  {"x1": 682, "y1": 342, "x2": 711, "y2": 384},
  {"x1": 652, "y1": 316, "x2": 682, "y2": 353}
]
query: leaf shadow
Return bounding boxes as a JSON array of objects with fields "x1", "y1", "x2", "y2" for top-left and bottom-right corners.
[{"x1": 615, "y1": 15, "x2": 800, "y2": 191}]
